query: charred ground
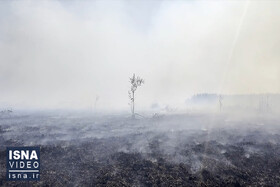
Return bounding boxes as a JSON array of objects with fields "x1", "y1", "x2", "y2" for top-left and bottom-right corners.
[{"x1": 0, "y1": 113, "x2": 280, "y2": 186}]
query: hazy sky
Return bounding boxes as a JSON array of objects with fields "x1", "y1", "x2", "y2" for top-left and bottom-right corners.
[{"x1": 0, "y1": 0, "x2": 279, "y2": 110}]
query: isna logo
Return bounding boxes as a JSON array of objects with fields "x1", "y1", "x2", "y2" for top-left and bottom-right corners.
[{"x1": 6, "y1": 147, "x2": 40, "y2": 180}]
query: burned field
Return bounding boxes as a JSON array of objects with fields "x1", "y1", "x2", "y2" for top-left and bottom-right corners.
[{"x1": 0, "y1": 113, "x2": 280, "y2": 186}]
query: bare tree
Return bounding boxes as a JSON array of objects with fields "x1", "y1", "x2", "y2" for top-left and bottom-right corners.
[
  {"x1": 259, "y1": 94, "x2": 271, "y2": 113},
  {"x1": 94, "y1": 96, "x2": 99, "y2": 110},
  {"x1": 219, "y1": 95, "x2": 223, "y2": 112},
  {"x1": 128, "y1": 74, "x2": 144, "y2": 119}
]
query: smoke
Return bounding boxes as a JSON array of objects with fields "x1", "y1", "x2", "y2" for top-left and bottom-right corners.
[{"x1": 0, "y1": 0, "x2": 279, "y2": 110}]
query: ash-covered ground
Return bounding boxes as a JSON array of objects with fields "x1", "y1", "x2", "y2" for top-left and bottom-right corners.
[{"x1": 0, "y1": 112, "x2": 280, "y2": 186}]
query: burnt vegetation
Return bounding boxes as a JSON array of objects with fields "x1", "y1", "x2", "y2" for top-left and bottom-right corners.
[{"x1": 1, "y1": 113, "x2": 280, "y2": 186}]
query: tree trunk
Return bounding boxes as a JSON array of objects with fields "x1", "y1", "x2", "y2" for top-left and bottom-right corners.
[{"x1": 132, "y1": 91, "x2": 135, "y2": 119}]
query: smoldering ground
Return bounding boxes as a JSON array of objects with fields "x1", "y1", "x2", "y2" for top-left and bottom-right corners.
[
  {"x1": 1, "y1": 0, "x2": 280, "y2": 186},
  {"x1": 1, "y1": 112, "x2": 280, "y2": 186}
]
